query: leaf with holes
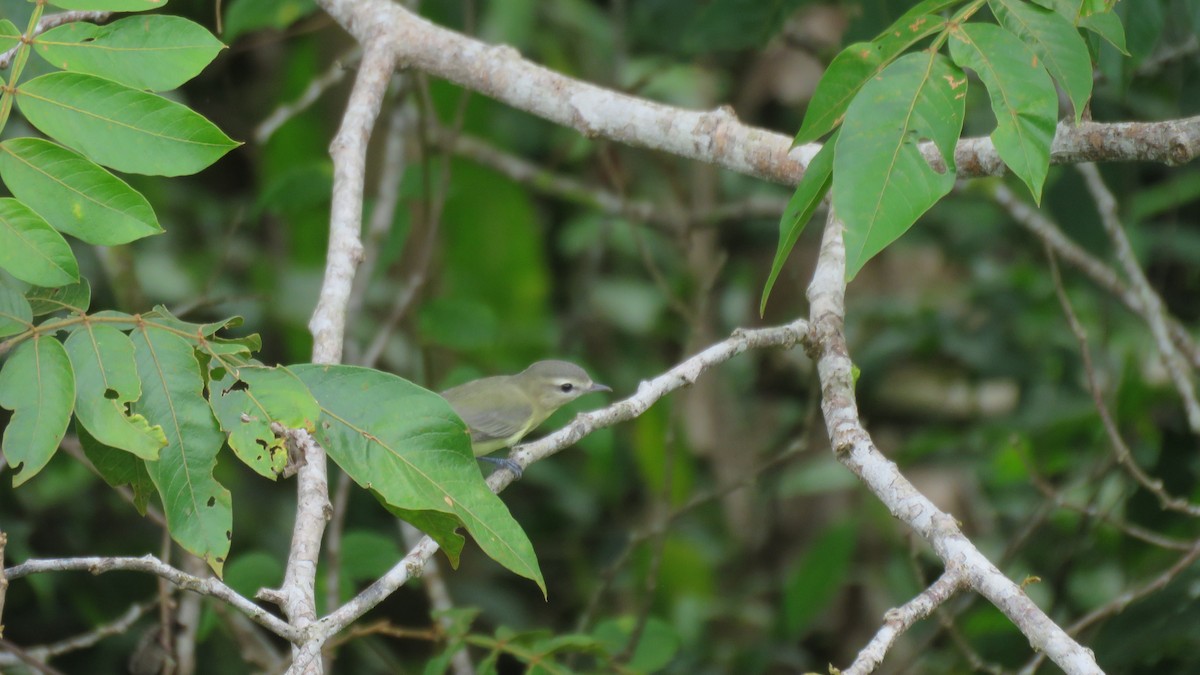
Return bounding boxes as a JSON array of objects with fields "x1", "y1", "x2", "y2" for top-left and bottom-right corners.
[
  {"x1": 0, "y1": 337, "x2": 75, "y2": 486},
  {"x1": 131, "y1": 325, "x2": 231, "y2": 575},
  {"x1": 66, "y1": 323, "x2": 167, "y2": 461},
  {"x1": 209, "y1": 364, "x2": 319, "y2": 479}
]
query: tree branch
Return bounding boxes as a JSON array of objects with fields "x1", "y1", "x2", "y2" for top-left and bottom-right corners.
[
  {"x1": 806, "y1": 211, "x2": 1102, "y2": 674},
  {"x1": 315, "y1": 1, "x2": 1200, "y2": 189},
  {"x1": 6, "y1": 556, "x2": 297, "y2": 641}
]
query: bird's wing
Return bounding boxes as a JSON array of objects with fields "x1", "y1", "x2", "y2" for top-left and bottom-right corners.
[{"x1": 445, "y1": 382, "x2": 535, "y2": 448}]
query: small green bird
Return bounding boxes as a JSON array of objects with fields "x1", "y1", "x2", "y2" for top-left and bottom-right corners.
[{"x1": 441, "y1": 360, "x2": 611, "y2": 476}]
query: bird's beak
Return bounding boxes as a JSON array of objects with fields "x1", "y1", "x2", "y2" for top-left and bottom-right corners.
[{"x1": 589, "y1": 382, "x2": 612, "y2": 393}]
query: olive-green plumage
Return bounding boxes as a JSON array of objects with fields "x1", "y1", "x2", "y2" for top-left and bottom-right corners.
[{"x1": 441, "y1": 360, "x2": 610, "y2": 457}]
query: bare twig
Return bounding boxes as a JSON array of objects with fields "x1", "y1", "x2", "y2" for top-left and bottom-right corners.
[
  {"x1": 845, "y1": 570, "x2": 966, "y2": 675},
  {"x1": 991, "y1": 182, "x2": 1200, "y2": 369},
  {"x1": 0, "y1": 601, "x2": 153, "y2": 668},
  {"x1": 0, "y1": 639, "x2": 66, "y2": 675},
  {"x1": 1020, "y1": 539, "x2": 1200, "y2": 675},
  {"x1": 806, "y1": 212, "x2": 1101, "y2": 674},
  {"x1": 255, "y1": 47, "x2": 364, "y2": 144},
  {"x1": 1044, "y1": 247, "x2": 1200, "y2": 516},
  {"x1": 1077, "y1": 163, "x2": 1200, "y2": 433},
  {"x1": 6, "y1": 556, "x2": 296, "y2": 640}
]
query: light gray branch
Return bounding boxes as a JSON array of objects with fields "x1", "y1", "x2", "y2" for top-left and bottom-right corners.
[{"x1": 6, "y1": 556, "x2": 297, "y2": 641}]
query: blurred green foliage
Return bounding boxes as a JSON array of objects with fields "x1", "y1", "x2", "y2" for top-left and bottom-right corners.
[{"x1": 2, "y1": 0, "x2": 1200, "y2": 673}]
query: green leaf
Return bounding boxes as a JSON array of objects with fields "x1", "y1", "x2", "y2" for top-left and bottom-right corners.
[
  {"x1": 65, "y1": 323, "x2": 167, "y2": 460},
  {"x1": 15, "y1": 72, "x2": 240, "y2": 177},
  {"x1": 26, "y1": 278, "x2": 90, "y2": 316},
  {"x1": 47, "y1": 0, "x2": 165, "y2": 11},
  {"x1": 294, "y1": 364, "x2": 546, "y2": 595},
  {"x1": 131, "y1": 325, "x2": 232, "y2": 575},
  {"x1": 0, "y1": 277, "x2": 34, "y2": 337},
  {"x1": 760, "y1": 132, "x2": 835, "y2": 316},
  {"x1": 833, "y1": 51, "x2": 966, "y2": 280},
  {"x1": 208, "y1": 364, "x2": 319, "y2": 479},
  {"x1": 949, "y1": 23, "x2": 1056, "y2": 203},
  {"x1": 0, "y1": 138, "x2": 162, "y2": 245},
  {"x1": 0, "y1": 198, "x2": 80, "y2": 287},
  {"x1": 35, "y1": 16, "x2": 225, "y2": 92},
  {"x1": 77, "y1": 419, "x2": 154, "y2": 514},
  {"x1": 781, "y1": 519, "x2": 857, "y2": 637},
  {"x1": 0, "y1": 336, "x2": 75, "y2": 486},
  {"x1": 1080, "y1": 10, "x2": 1128, "y2": 55},
  {"x1": 989, "y1": 0, "x2": 1094, "y2": 122},
  {"x1": 795, "y1": 14, "x2": 946, "y2": 146}
]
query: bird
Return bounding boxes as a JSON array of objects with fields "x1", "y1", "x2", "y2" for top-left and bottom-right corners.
[{"x1": 440, "y1": 360, "x2": 611, "y2": 477}]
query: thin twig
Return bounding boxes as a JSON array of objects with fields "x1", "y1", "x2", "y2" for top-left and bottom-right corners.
[
  {"x1": 844, "y1": 570, "x2": 966, "y2": 675},
  {"x1": 1076, "y1": 163, "x2": 1200, "y2": 433},
  {"x1": 6, "y1": 556, "x2": 296, "y2": 640},
  {"x1": 1045, "y1": 245, "x2": 1200, "y2": 516},
  {"x1": 0, "y1": 601, "x2": 153, "y2": 668}
]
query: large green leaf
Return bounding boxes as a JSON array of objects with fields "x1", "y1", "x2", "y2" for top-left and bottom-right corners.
[
  {"x1": 833, "y1": 52, "x2": 966, "y2": 280},
  {"x1": 131, "y1": 325, "x2": 231, "y2": 575},
  {"x1": 0, "y1": 336, "x2": 75, "y2": 486},
  {"x1": 65, "y1": 323, "x2": 167, "y2": 460},
  {"x1": 15, "y1": 72, "x2": 239, "y2": 177},
  {"x1": 0, "y1": 198, "x2": 79, "y2": 287},
  {"x1": 989, "y1": 0, "x2": 1093, "y2": 122},
  {"x1": 760, "y1": 132, "x2": 836, "y2": 315},
  {"x1": 0, "y1": 138, "x2": 162, "y2": 245},
  {"x1": 35, "y1": 16, "x2": 225, "y2": 92},
  {"x1": 949, "y1": 23, "x2": 1056, "y2": 203},
  {"x1": 209, "y1": 364, "x2": 319, "y2": 479},
  {"x1": 795, "y1": 12, "x2": 947, "y2": 145},
  {"x1": 294, "y1": 364, "x2": 546, "y2": 594}
]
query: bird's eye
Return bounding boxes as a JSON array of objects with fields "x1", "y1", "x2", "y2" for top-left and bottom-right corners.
[{"x1": 559, "y1": 383, "x2": 574, "y2": 393}]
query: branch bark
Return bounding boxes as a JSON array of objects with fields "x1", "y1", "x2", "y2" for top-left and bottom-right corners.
[{"x1": 806, "y1": 211, "x2": 1103, "y2": 674}]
